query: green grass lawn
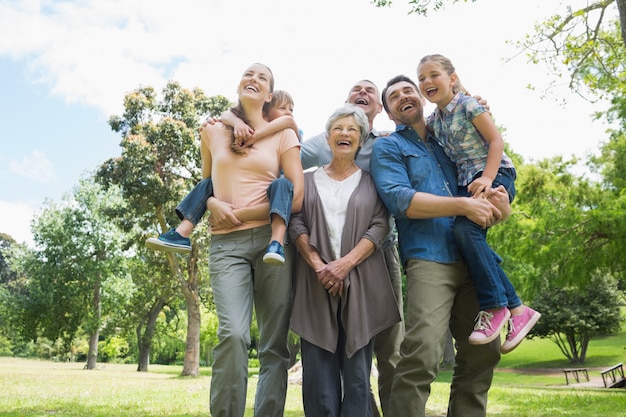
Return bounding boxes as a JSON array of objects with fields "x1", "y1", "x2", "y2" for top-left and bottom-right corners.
[
  {"x1": 496, "y1": 326, "x2": 626, "y2": 370},
  {"x1": 0, "y1": 325, "x2": 624, "y2": 417}
]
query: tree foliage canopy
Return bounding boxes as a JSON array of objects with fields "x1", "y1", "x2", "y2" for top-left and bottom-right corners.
[
  {"x1": 530, "y1": 275, "x2": 624, "y2": 363},
  {"x1": 7, "y1": 179, "x2": 130, "y2": 350},
  {"x1": 100, "y1": 82, "x2": 229, "y2": 237},
  {"x1": 512, "y1": 1, "x2": 625, "y2": 105},
  {"x1": 96, "y1": 81, "x2": 230, "y2": 374}
]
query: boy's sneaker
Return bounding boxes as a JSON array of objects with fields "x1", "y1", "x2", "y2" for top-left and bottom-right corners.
[
  {"x1": 468, "y1": 308, "x2": 511, "y2": 345},
  {"x1": 145, "y1": 228, "x2": 191, "y2": 254},
  {"x1": 500, "y1": 307, "x2": 541, "y2": 354},
  {"x1": 263, "y1": 240, "x2": 285, "y2": 265}
]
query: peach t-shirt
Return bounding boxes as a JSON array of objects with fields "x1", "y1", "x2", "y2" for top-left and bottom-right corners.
[{"x1": 209, "y1": 126, "x2": 300, "y2": 234}]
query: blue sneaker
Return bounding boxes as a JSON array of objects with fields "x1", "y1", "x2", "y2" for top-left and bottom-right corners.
[
  {"x1": 145, "y1": 228, "x2": 191, "y2": 254},
  {"x1": 263, "y1": 240, "x2": 285, "y2": 265}
]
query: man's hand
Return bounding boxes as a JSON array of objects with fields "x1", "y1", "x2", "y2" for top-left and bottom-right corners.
[
  {"x1": 462, "y1": 195, "x2": 502, "y2": 229},
  {"x1": 473, "y1": 95, "x2": 490, "y2": 113},
  {"x1": 483, "y1": 185, "x2": 511, "y2": 224}
]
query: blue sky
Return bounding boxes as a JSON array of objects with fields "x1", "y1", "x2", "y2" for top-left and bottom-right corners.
[
  {"x1": 0, "y1": 56, "x2": 120, "y2": 245},
  {"x1": 0, "y1": 58, "x2": 119, "y2": 200},
  {"x1": 0, "y1": 0, "x2": 615, "y2": 246}
]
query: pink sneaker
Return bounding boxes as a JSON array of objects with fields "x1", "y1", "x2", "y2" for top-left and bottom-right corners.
[
  {"x1": 500, "y1": 307, "x2": 541, "y2": 354},
  {"x1": 468, "y1": 308, "x2": 511, "y2": 345}
]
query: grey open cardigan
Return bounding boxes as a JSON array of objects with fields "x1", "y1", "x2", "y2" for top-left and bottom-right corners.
[{"x1": 289, "y1": 170, "x2": 401, "y2": 358}]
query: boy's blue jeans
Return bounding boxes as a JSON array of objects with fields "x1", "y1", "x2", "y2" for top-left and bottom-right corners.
[
  {"x1": 454, "y1": 168, "x2": 522, "y2": 311},
  {"x1": 175, "y1": 177, "x2": 294, "y2": 234}
]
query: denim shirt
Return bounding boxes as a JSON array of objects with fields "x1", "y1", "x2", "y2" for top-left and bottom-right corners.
[{"x1": 370, "y1": 124, "x2": 461, "y2": 265}]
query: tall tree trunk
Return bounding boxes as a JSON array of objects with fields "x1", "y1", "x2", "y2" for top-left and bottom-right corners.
[
  {"x1": 180, "y1": 251, "x2": 200, "y2": 377},
  {"x1": 136, "y1": 298, "x2": 166, "y2": 372},
  {"x1": 86, "y1": 331, "x2": 100, "y2": 369},
  {"x1": 579, "y1": 335, "x2": 590, "y2": 363},
  {"x1": 182, "y1": 300, "x2": 201, "y2": 376},
  {"x1": 162, "y1": 247, "x2": 202, "y2": 377},
  {"x1": 617, "y1": 0, "x2": 626, "y2": 47},
  {"x1": 182, "y1": 271, "x2": 200, "y2": 376},
  {"x1": 566, "y1": 333, "x2": 582, "y2": 364},
  {"x1": 85, "y1": 276, "x2": 101, "y2": 370}
]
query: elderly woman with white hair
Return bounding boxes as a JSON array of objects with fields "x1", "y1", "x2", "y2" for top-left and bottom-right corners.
[{"x1": 289, "y1": 104, "x2": 401, "y2": 417}]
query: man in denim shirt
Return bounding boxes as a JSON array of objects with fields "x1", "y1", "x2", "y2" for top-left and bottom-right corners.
[{"x1": 370, "y1": 75, "x2": 511, "y2": 417}]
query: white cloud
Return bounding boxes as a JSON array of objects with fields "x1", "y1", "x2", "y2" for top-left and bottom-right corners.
[
  {"x1": 0, "y1": 0, "x2": 617, "y2": 161},
  {"x1": 0, "y1": 200, "x2": 35, "y2": 247},
  {"x1": 9, "y1": 150, "x2": 57, "y2": 183}
]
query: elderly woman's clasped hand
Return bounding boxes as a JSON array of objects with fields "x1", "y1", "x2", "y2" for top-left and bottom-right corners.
[{"x1": 317, "y1": 258, "x2": 353, "y2": 296}]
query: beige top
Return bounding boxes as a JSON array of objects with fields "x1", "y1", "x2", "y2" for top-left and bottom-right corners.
[{"x1": 209, "y1": 124, "x2": 300, "y2": 234}]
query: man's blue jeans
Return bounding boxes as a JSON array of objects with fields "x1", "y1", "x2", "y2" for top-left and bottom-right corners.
[
  {"x1": 175, "y1": 177, "x2": 294, "y2": 231},
  {"x1": 454, "y1": 168, "x2": 521, "y2": 310}
]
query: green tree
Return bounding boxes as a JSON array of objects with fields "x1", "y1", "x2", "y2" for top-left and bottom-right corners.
[
  {"x1": 0, "y1": 234, "x2": 24, "y2": 355},
  {"x1": 486, "y1": 152, "x2": 625, "y2": 362},
  {"x1": 122, "y1": 255, "x2": 180, "y2": 371},
  {"x1": 507, "y1": 0, "x2": 626, "y2": 297},
  {"x1": 0, "y1": 238, "x2": 33, "y2": 356},
  {"x1": 0, "y1": 233, "x2": 17, "y2": 285},
  {"x1": 513, "y1": 1, "x2": 625, "y2": 104},
  {"x1": 492, "y1": 143, "x2": 625, "y2": 293},
  {"x1": 97, "y1": 81, "x2": 230, "y2": 375},
  {"x1": 488, "y1": 157, "x2": 589, "y2": 295},
  {"x1": 530, "y1": 275, "x2": 624, "y2": 363},
  {"x1": 10, "y1": 178, "x2": 129, "y2": 368},
  {"x1": 200, "y1": 307, "x2": 219, "y2": 366},
  {"x1": 588, "y1": 130, "x2": 626, "y2": 290}
]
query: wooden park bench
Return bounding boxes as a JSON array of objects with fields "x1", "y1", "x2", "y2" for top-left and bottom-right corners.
[
  {"x1": 601, "y1": 362, "x2": 625, "y2": 388},
  {"x1": 562, "y1": 367, "x2": 589, "y2": 385}
]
